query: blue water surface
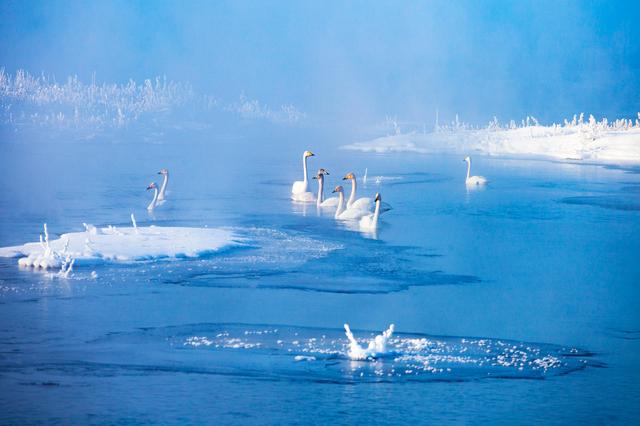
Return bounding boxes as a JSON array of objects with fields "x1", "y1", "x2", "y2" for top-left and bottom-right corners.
[{"x1": 0, "y1": 124, "x2": 639, "y2": 424}]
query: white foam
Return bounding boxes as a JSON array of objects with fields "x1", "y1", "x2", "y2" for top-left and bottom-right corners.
[
  {"x1": 344, "y1": 323, "x2": 395, "y2": 360},
  {"x1": 344, "y1": 116, "x2": 640, "y2": 163},
  {"x1": 0, "y1": 224, "x2": 241, "y2": 269},
  {"x1": 294, "y1": 355, "x2": 316, "y2": 362}
]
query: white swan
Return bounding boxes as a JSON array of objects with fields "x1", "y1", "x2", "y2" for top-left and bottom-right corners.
[
  {"x1": 342, "y1": 172, "x2": 375, "y2": 211},
  {"x1": 146, "y1": 182, "x2": 159, "y2": 210},
  {"x1": 342, "y1": 172, "x2": 392, "y2": 213},
  {"x1": 359, "y1": 193, "x2": 382, "y2": 231},
  {"x1": 313, "y1": 169, "x2": 339, "y2": 208},
  {"x1": 332, "y1": 186, "x2": 370, "y2": 220},
  {"x1": 332, "y1": 186, "x2": 346, "y2": 218},
  {"x1": 291, "y1": 150, "x2": 315, "y2": 202},
  {"x1": 157, "y1": 168, "x2": 169, "y2": 201},
  {"x1": 464, "y1": 156, "x2": 487, "y2": 186}
]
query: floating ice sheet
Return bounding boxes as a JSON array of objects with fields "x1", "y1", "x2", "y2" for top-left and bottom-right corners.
[{"x1": 0, "y1": 224, "x2": 242, "y2": 269}]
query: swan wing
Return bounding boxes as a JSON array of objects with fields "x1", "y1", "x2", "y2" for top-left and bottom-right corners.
[
  {"x1": 351, "y1": 197, "x2": 373, "y2": 211},
  {"x1": 338, "y1": 208, "x2": 369, "y2": 220},
  {"x1": 291, "y1": 180, "x2": 307, "y2": 194},
  {"x1": 320, "y1": 197, "x2": 340, "y2": 207}
]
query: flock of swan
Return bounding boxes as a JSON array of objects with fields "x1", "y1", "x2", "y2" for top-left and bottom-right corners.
[
  {"x1": 146, "y1": 168, "x2": 169, "y2": 211},
  {"x1": 144, "y1": 151, "x2": 487, "y2": 233},
  {"x1": 289, "y1": 150, "x2": 487, "y2": 232},
  {"x1": 290, "y1": 150, "x2": 389, "y2": 231}
]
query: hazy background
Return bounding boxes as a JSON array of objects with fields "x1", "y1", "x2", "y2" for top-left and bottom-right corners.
[{"x1": 1, "y1": 0, "x2": 639, "y2": 126}]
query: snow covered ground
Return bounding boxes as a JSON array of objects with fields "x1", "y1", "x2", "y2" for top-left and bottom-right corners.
[{"x1": 344, "y1": 115, "x2": 640, "y2": 163}]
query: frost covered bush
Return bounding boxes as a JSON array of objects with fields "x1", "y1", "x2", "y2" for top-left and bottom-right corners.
[
  {"x1": 0, "y1": 69, "x2": 305, "y2": 129},
  {"x1": 0, "y1": 69, "x2": 193, "y2": 127}
]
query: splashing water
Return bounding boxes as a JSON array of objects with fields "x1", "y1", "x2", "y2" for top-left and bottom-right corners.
[{"x1": 344, "y1": 323, "x2": 395, "y2": 360}]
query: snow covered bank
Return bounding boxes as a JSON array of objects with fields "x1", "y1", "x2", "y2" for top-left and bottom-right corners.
[
  {"x1": 0, "y1": 223, "x2": 242, "y2": 269},
  {"x1": 344, "y1": 114, "x2": 640, "y2": 163}
]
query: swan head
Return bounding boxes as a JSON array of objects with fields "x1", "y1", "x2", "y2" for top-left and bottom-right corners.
[
  {"x1": 374, "y1": 193, "x2": 381, "y2": 202},
  {"x1": 303, "y1": 150, "x2": 315, "y2": 158},
  {"x1": 342, "y1": 172, "x2": 355, "y2": 181},
  {"x1": 312, "y1": 168, "x2": 329, "y2": 180},
  {"x1": 332, "y1": 185, "x2": 343, "y2": 193},
  {"x1": 146, "y1": 182, "x2": 157, "y2": 190},
  {"x1": 463, "y1": 156, "x2": 471, "y2": 163},
  {"x1": 157, "y1": 168, "x2": 169, "y2": 176}
]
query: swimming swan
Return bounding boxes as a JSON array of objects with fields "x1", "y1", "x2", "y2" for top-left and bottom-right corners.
[
  {"x1": 313, "y1": 169, "x2": 339, "y2": 208},
  {"x1": 291, "y1": 150, "x2": 315, "y2": 202},
  {"x1": 464, "y1": 156, "x2": 487, "y2": 186},
  {"x1": 342, "y1": 172, "x2": 375, "y2": 211},
  {"x1": 332, "y1": 186, "x2": 370, "y2": 220},
  {"x1": 359, "y1": 193, "x2": 382, "y2": 231},
  {"x1": 342, "y1": 172, "x2": 392, "y2": 213},
  {"x1": 146, "y1": 182, "x2": 159, "y2": 210},
  {"x1": 157, "y1": 168, "x2": 169, "y2": 201}
]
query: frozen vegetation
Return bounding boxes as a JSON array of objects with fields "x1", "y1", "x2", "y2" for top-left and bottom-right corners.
[
  {"x1": 0, "y1": 69, "x2": 305, "y2": 129},
  {"x1": 344, "y1": 113, "x2": 640, "y2": 163}
]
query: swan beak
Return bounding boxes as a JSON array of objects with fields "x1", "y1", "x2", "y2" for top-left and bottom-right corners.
[
  {"x1": 375, "y1": 194, "x2": 381, "y2": 202},
  {"x1": 312, "y1": 176, "x2": 318, "y2": 180},
  {"x1": 342, "y1": 176, "x2": 347, "y2": 180},
  {"x1": 157, "y1": 171, "x2": 162, "y2": 174},
  {"x1": 332, "y1": 189, "x2": 337, "y2": 193},
  {"x1": 325, "y1": 171, "x2": 330, "y2": 175},
  {"x1": 146, "y1": 185, "x2": 153, "y2": 190}
]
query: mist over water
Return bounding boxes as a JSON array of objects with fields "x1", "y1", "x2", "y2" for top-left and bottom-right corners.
[{"x1": 2, "y1": 0, "x2": 639, "y2": 126}]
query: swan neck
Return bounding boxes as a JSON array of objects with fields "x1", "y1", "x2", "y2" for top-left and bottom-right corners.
[
  {"x1": 147, "y1": 188, "x2": 158, "y2": 210},
  {"x1": 347, "y1": 179, "x2": 357, "y2": 207},
  {"x1": 373, "y1": 199, "x2": 381, "y2": 223},
  {"x1": 316, "y1": 176, "x2": 324, "y2": 206},
  {"x1": 466, "y1": 160, "x2": 471, "y2": 180},
  {"x1": 302, "y1": 155, "x2": 309, "y2": 184},
  {"x1": 159, "y1": 174, "x2": 169, "y2": 198},
  {"x1": 335, "y1": 192, "x2": 345, "y2": 218}
]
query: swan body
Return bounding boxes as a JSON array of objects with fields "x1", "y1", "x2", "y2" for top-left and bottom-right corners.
[
  {"x1": 313, "y1": 169, "x2": 339, "y2": 208},
  {"x1": 464, "y1": 156, "x2": 487, "y2": 186},
  {"x1": 332, "y1": 186, "x2": 370, "y2": 220},
  {"x1": 146, "y1": 182, "x2": 159, "y2": 210},
  {"x1": 359, "y1": 193, "x2": 382, "y2": 231},
  {"x1": 157, "y1": 168, "x2": 169, "y2": 201},
  {"x1": 350, "y1": 197, "x2": 374, "y2": 211},
  {"x1": 291, "y1": 150, "x2": 315, "y2": 202}
]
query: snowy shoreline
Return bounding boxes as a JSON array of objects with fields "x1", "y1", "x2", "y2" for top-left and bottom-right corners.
[{"x1": 343, "y1": 115, "x2": 640, "y2": 164}]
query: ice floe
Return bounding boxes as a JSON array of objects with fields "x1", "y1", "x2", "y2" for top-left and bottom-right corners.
[{"x1": 0, "y1": 222, "x2": 242, "y2": 269}]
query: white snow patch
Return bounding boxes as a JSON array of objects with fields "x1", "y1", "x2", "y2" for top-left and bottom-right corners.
[{"x1": 0, "y1": 224, "x2": 241, "y2": 269}]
